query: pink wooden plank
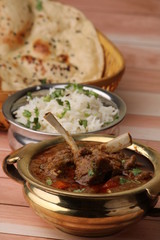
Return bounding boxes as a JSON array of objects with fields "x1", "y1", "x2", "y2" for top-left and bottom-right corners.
[
  {"x1": 121, "y1": 114, "x2": 160, "y2": 130},
  {"x1": 117, "y1": 114, "x2": 160, "y2": 144},
  {"x1": 0, "y1": 205, "x2": 50, "y2": 228},
  {"x1": 0, "y1": 157, "x2": 7, "y2": 178},
  {"x1": 118, "y1": 68, "x2": 160, "y2": 93},
  {"x1": 60, "y1": 0, "x2": 160, "y2": 15},
  {"x1": 82, "y1": 12, "x2": 160, "y2": 43},
  {"x1": 0, "y1": 204, "x2": 160, "y2": 240},
  {"x1": 0, "y1": 233, "x2": 51, "y2": 240},
  {"x1": 0, "y1": 178, "x2": 27, "y2": 206},
  {"x1": 117, "y1": 44, "x2": 160, "y2": 71},
  {"x1": 0, "y1": 132, "x2": 11, "y2": 151},
  {"x1": 0, "y1": 150, "x2": 10, "y2": 178}
]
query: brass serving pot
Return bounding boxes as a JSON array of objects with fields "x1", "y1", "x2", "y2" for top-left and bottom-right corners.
[{"x1": 3, "y1": 134, "x2": 160, "y2": 237}]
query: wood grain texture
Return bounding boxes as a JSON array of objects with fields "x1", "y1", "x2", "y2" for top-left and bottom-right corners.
[
  {"x1": 118, "y1": 68, "x2": 160, "y2": 93},
  {"x1": 60, "y1": 0, "x2": 160, "y2": 15},
  {"x1": 0, "y1": 132, "x2": 11, "y2": 151},
  {"x1": 0, "y1": 178, "x2": 27, "y2": 206},
  {"x1": 0, "y1": 234, "x2": 51, "y2": 240},
  {"x1": 117, "y1": 44, "x2": 160, "y2": 71},
  {"x1": 1, "y1": 210, "x2": 160, "y2": 240}
]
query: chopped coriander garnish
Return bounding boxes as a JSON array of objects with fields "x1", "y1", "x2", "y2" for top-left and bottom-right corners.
[
  {"x1": 39, "y1": 78, "x2": 47, "y2": 85},
  {"x1": 120, "y1": 177, "x2": 130, "y2": 185},
  {"x1": 87, "y1": 103, "x2": 90, "y2": 109},
  {"x1": 73, "y1": 188, "x2": 85, "y2": 193},
  {"x1": 65, "y1": 83, "x2": 83, "y2": 92},
  {"x1": 84, "y1": 112, "x2": 90, "y2": 117},
  {"x1": 65, "y1": 100, "x2": 71, "y2": 110},
  {"x1": 57, "y1": 100, "x2": 71, "y2": 118},
  {"x1": 46, "y1": 177, "x2": 52, "y2": 186},
  {"x1": 25, "y1": 119, "x2": 31, "y2": 128},
  {"x1": 34, "y1": 107, "x2": 39, "y2": 118},
  {"x1": 88, "y1": 169, "x2": 95, "y2": 176},
  {"x1": 51, "y1": 89, "x2": 64, "y2": 99},
  {"x1": 114, "y1": 114, "x2": 119, "y2": 120},
  {"x1": 43, "y1": 95, "x2": 51, "y2": 102},
  {"x1": 36, "y1": 0, "x2": 43, "y2": 11},
  {"x1": 132, "y1": 168, "x2": 142, "y2": 176},
  {"x1": 57, "y1": 101, "x2": 71, "y2": 119},
  {"x1": 87, "y1": 90, "x2": 98, "y2": 98},
  {"x1": 65, "y1": 83, "x2": 98, "y2": 98},
  {"x1": 22, "y1": 109, "x2": 41, "y2": 130},
  {"x1": 27, "y1": 92, "x2": 32, "y2": 99},
  {"x1": 102, "y1": 121, "x2": 112, "y2": 126},
  {"x1": 43, "y1": 89, "x2": 64, "y2": 102},
  {"x1": 65, "y1": 83, "x2": 72, "y2": 89},
  {"x1": 121, "y1": 159, "x2": 126, "y2": 165},
  {"x1": 57, "y1": 109, "x2": 67, "y2": 119},
  {"x1": 32, "y1": 117, "x2": 41, "y2": 130},
  {"x1": 56, "y1": 99, "x2": 64, "y2": 106},
  {"x1": 102, "y1": 114, "x2": 119, "y2": 127},
  {"x1": 23, "y1": 110, "x2": 31, "y2": 118},
  {"x1": 79, "y1": 119, "x2": 88, "y2": 128}
]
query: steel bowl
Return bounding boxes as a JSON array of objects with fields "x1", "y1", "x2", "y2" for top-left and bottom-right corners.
[
  {"x1": 2, "y1": 83, "x2": 126, "y2": 150},
  {"x1": 3, "y1": 134, "x2": 160, "y2": 237}
]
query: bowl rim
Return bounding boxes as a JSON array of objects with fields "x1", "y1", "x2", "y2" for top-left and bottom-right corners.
[
  {"x1": 12, "y1": 133, "x2": 160, "y2": 198},
  {"x1": 2, "y1": 83, "x2": 126, "y2": 136}
]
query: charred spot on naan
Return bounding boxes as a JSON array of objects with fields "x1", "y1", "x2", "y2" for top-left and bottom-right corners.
[
  {"x1": 0, "y1": 0, "x2": 33, "y2": 53},
  {"x1": 56, "y1": 54, "x2": 69, "y2": 64},
  {"x1": 33, "y1": 39, "x2": 51, "y2": 56},
  {"x1": 2, "y1": 20, "x2": 33, "y2": 49}
]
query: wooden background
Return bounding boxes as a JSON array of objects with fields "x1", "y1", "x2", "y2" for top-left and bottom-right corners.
[{"x1": 0, "y1": 0, "x2": 160, "y2": 239}]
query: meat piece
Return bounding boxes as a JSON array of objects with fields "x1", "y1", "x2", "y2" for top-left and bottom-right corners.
[
  {"x1": 41, "y1": 144, "x2": 124, "y2": 185},
  {"x1": 43, "y1": 147, "x2": 73, "y2": 177},
  {"x1": 135, "y1": 171, "x2": 153, "y2": 181},
  {"x1": 30, "y1": 140, "x2": 154, "y2": 192},
  {"x1": 74, "y1": 147, "x2": 122, "y2": 185},
  {"x1": 123, "y1": 155, "x2": 136, "y2": 170}
]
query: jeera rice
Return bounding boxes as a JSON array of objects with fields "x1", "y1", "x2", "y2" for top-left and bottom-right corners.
[{"x1": 14, "y1": 84, "x2": 119, "y2": 134}]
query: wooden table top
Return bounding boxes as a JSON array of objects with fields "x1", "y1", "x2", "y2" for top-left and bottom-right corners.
[{"x1": 1, "y1": 0, "x2": 160, "y2": 239}]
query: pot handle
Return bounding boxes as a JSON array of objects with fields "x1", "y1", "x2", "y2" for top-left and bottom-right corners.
[{"x1": 3, "y1": 154, "x2": 25, "y2": 184}]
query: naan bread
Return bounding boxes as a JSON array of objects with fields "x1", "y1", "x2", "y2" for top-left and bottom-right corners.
[
  {"x1": 0, "y1": 0, "x2": 104, "y2": 91},
  {"x1": 0, "y1": 0, "x2": 33, "y2": 54}
]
